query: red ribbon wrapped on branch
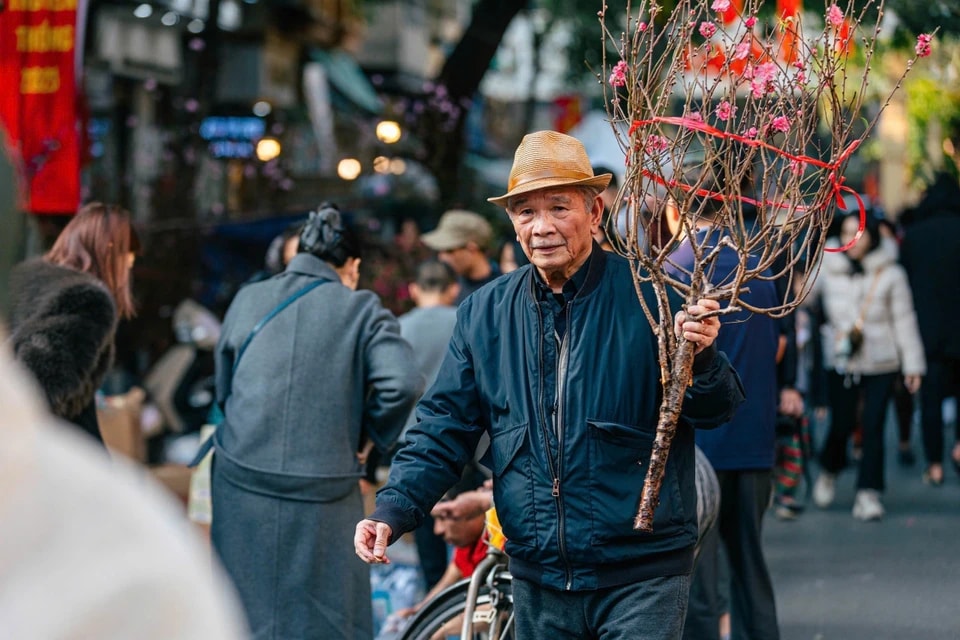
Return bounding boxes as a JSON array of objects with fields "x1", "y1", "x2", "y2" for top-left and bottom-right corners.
[{"x1": 628, "y1": 115, "x2": 865, "y2": 252}]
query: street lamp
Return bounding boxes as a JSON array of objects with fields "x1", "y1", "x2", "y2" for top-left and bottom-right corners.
[
  {"x1": 256, "y1": 137, "x2": 281, "y2": 162},
  {"x1": 376, "y1": 120, "x2": 402, "y2": 144},
  {"x1": 338, "y1": 158, "x2": 362, "y2": 181},
  {"x1": 373, "y1": 156, "x2": 390, "y2": 174}
]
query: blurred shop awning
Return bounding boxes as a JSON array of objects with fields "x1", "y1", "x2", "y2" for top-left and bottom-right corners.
[{"x1": 309, "y1": 49, "x2": 383, "y2": 116}]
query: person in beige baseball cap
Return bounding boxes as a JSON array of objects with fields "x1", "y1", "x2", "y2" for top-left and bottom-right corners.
[
  {"x1": 421, "y1": 209, "x2": 500, "y2": 304},
  {"x1": 356, "y1": 130, "x2": 742, "y2": 640}
]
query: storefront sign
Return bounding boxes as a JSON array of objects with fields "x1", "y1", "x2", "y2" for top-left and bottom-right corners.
[{"x1": 0, "y1": 0, "x2": 81, "y2": 214}]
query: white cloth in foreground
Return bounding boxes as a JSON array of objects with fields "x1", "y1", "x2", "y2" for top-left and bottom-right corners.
[{"x1": 0, "y1": 340, "x2": 247, "y2": 639}]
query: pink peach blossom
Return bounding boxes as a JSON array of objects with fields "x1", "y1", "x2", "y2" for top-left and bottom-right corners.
[
  {"x1": 715, "y1": 100, "x2": 737, "y2": 122},
  {"x1": 827, "y1": 4, "x2": 844, "y2": 27},
  {"x1": 915, "y1": 33, "x2": 933, "y2": 58},
  {"x1": 771, "y1": 115, "x2": 791, "y2": 133},
  {"x1": 733, "y1": 41, "x2": 751, "y2": 60},
  {"x1": 645, "y1": 135, "x2": 670, "y2": 153},
  {"x1": 745, "y1": 16, "x2": 757, "y2": 28},
  {"x1": 609, "y1": 60, "x2": 628, "y2": 87},
  {"x1": 699, "y1": 21, "x2": 717, "y2": 38},
  {"x1": 711, "y1": 0, "x2": 731, "y2": 13}
]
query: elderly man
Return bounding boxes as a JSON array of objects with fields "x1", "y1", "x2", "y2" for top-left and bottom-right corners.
[
  {"x1": 356, "y1": 131, "x2": 744, "y2": 639},
  {"x1": 421, "y1": 209, "x2": 501, "y2": 303}
]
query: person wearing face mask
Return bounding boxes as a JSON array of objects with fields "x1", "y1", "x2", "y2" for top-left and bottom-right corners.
[
  {"x1": 809, "y1": 210, "x2": 926, "y2": 521},
  {"x1": 206, "y1": 204, "x2": 423, "y2": 640}
]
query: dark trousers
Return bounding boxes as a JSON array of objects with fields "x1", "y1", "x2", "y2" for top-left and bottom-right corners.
[
  {"x1": 920, "y1": 357, "x2": 960, "y2": 465},
  {"x1": 513, "y1": 574, "x2": 689, "y2": 640},
  {"x1": 820, "y1": 371, "x2": 897, "y2": 490},
  {"x1": 683, "y1": 470, "x2": 779, "y2": 640}
]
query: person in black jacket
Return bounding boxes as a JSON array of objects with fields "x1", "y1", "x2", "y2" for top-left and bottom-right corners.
[
  {"x1": 899, "y1": 173, "x2": 960, "y2": 483},
  {"x1": 7, "y1": 203, "x2": 138, "y2": 444},
  {"x1": 356, "y1": 131, "x2": 745, "y2": 639}
]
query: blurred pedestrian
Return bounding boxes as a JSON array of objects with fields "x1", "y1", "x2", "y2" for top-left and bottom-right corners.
[
  {"x1": 592, "y1": 164, "x2": 619, "y2": 251},
  {"x1": 421, "y1": 209, "x2": 501, "y2": 304},
  {"x1": 498, "y1": 238, "x2": 528, "y2": 274},
  {"x1": 206, "y1": 204, "x2": 423, "y2": 639},
  {"x1": 811, "y1": 210, "x2": 925, "y2": 520},
  {"x1": 7, "y1": 202, "x2": 138, "y2": 445},
  {"x1": 900, "y1": 172, "x2": 960, "y2": 484},
  {"x1": 397, "y1": 258, "x2": 463, "y2": 588},
  {"x1": 665, "y1": 171, "x2": 782, "y2": 640},
  {"x1": 244, "y1": 221, "x2": 303, "y2": 287}
]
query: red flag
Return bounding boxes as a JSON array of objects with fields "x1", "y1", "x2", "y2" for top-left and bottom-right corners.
[
  {"x1": 777, "y1": 0, "x2": 802, "y2": 18},
  {"x1": 0, "y1": 0, "x2": 81, "y2": 214},
  {"x1": 553, "y1": 95, "x2": 583, "y2": 134}
]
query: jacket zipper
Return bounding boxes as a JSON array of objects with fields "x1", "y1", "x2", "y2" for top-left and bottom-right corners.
[
  {"x1": 534, "y1": 301, "x2": 571, "y2": 588},
  {"x1": 554, "y1": 306, "x2": 573, "y2": 590}
]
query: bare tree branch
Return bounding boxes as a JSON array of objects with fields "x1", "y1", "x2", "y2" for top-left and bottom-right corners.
[{"x1": 599, "y1": 0, "x2": 932, "y2": 531}]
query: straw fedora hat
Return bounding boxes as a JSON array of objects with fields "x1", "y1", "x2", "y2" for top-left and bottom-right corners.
[{"x1": 488, "y1": 130, "x2": 613, "y2": 208}]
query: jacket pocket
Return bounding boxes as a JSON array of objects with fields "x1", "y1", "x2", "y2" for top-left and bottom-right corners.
[
  {"x1": 489, "y1": 423, "x2": 537, "y2": 548},
  {"x1": 587, "y1": 420, "x2": 685, "y2": 547}
]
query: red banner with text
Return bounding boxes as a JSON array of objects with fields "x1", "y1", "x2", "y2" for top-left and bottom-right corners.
[{"x1": 0, "y1": 0, "x2": 80, "y2": 214}]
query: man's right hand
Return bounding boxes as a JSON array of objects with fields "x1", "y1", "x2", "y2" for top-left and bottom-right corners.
[{"x1": 354, "y1": 519, "x2": 393, "y2": 564}]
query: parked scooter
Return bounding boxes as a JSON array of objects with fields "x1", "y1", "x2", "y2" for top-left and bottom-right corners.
[{"x1": 144, "y1": 299, "x2": 220, "y2": 435}]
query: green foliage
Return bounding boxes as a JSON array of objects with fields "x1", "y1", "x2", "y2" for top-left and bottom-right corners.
[
  {"x1": 903, "y1": 74, "x2": 960, "y2": 183},
  {"x1": 886, "y1": 0, "x2": 960, "y2": 44}
]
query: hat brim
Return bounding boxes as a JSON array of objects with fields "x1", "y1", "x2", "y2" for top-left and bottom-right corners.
[
  {"x1": 487, "y1": 173, "x2": 613, "y2": 208},
  {"x1": 421, "y1": 229, "x2": 467, "y2": 251}
]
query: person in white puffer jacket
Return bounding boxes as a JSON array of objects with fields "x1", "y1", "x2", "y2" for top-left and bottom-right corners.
[{"x1": 808, "y1": 210, "x2": 926, "y2": 521}]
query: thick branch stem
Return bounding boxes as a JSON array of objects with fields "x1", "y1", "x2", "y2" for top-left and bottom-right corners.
[{"x1": 635, "y1": 335, "x2": 697, "y2": 531}]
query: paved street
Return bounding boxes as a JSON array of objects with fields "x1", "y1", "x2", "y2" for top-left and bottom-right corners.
[{"x1": 765, "y1": 416, "x2": 960, "y2": 640}]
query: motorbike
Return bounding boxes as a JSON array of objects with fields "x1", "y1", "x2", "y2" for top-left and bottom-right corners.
[{"x1": 143, "y1": 299, "x2": 220, "y2": 437}]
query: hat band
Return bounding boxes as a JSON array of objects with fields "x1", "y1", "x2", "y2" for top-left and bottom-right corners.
[{"x1": 509, "y1": 168, "x2": 594, "y2": 191}]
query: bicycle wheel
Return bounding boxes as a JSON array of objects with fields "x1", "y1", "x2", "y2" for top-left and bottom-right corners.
[
  {"x1": 694, "y1": 444, "x2": 720, "y2": 550},
  {"x1": 400, "y1": 572, "x2": 514, "y2": 640}
]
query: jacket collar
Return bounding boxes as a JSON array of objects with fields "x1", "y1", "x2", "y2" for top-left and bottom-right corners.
[
  {"x1": 526, "y1": 242, "x2": 607, "y2": 302},
  {"x1": 285, "y1": 253, "x2": 341, "y2": 283}
]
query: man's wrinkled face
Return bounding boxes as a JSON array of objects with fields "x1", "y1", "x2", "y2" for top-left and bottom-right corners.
[{"x1": 507, "y1": 186, "x2": 602, "y2": 288}]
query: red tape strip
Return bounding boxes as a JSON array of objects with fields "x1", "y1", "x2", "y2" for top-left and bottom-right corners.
[{"x1": 628, "y1": 115, "x2": 865, "y2": 251}]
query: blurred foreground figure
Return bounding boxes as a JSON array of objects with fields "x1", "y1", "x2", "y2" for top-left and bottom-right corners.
[{"x1": 0, "y1": 332, "x2": 246, "y2": 639}]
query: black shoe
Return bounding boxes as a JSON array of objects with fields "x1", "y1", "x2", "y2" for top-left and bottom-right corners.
[{"x1": 897, "y1": 448, "x2": 916, "y2": 467}]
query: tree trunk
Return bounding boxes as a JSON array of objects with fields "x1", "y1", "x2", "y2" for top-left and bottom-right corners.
[{"x1": 425, "y1": 0, "x2": 528, "y2": 207}]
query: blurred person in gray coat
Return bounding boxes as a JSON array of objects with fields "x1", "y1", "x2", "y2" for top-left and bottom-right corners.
[
  {"x1": 208, "y1": 205, "x2": 424, "y2": 639},
  {"x1": 398, "y1": 259, "x2": 461, "y2": 589}
]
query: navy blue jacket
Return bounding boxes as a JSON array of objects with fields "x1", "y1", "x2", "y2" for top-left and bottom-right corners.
[
  {"x1": 372, "y1": 248, "x2": 744, "y2": 591},
  {"x1": 668, "y1": 232, "x2": 780, "y2": 470}
]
